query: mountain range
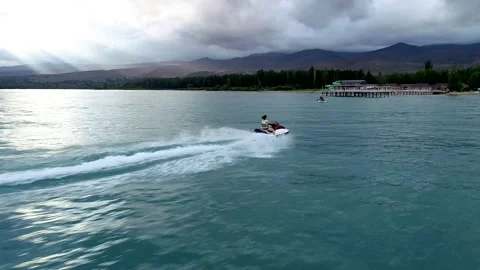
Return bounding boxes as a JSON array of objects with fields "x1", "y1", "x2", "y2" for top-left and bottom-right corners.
[{"x1": 1, "y1": 42, "x2": 480, "y2": 82}]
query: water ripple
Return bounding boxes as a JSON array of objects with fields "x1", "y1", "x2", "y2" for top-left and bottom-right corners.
[{"x1": 1, "y1": 91, "x2": 480, "y2": 269}]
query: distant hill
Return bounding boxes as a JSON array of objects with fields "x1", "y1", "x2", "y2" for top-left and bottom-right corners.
[
  {"x1": 1, "y1": 42, "x2": 480, "y2": 81},
  {"x1": 30, "y1": 70, "x2": 126, "y2": 83},
  {"x1": 0, "y1": 65, "x2": 36, "y2": 77}
]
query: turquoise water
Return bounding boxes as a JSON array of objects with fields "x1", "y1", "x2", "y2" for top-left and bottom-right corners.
[{"x1": 1, "y1": 89, "x2": 480, "y2": 269}]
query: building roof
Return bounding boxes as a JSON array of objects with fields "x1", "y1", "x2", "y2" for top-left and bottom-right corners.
[
  {"x1": 340, "y1": 80, "x2": 366, "y2": 84},
  {"x1": 399, "y1": 84, "x2": 432, "y2": 88},
  {"x1": 430, "y1": 83, "x2": 448, "y2": 89}
]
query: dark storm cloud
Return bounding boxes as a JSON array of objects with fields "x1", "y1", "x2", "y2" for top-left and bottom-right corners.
[
  {"x1": 1, "y1": 0, "x2": 480, "y2": 65},
  {"x1": 443, "y1": 0, "x2": 480, "y2": 25},
  {"x1": 179, "y1": 0, "x2": 281, "y2": 51},
  {"x1": 178, "y1": 0, "x2": 377, "y2": 52},
  {"x1": 291, "y1": 0, "x2": 375, "y2": 29},
  {"x1": 171, "y1": 0, "x2": 480, "y2": 55}
]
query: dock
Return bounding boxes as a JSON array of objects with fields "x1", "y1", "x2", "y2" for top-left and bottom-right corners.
[
  {"x1": 320, "y1": 89, "x2": 447, "y2": 98},
  {"x1": 320, "y1": 80, "x2": 449, "y2": 97}
]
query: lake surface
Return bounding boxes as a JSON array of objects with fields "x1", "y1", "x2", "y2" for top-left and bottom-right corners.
[{"x1": 1, "y1": 89, "x2": 480, "y2": 270}]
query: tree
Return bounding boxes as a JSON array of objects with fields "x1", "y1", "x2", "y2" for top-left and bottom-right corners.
[
  {"x1": 310, "y1": 67, "x2": 316, "y2": 87},
  {"x1": 425, "y1": 69, "x2": 436, "y2": 85},
  {"x1": 448, "y1": 68, "x2": 463, "y2": 92},
  {"x1": 424, "y1": 60, "x2": 433, "y2": 70},
  {"x1": 467, "y1": 71, "x2": 480, "y2": 90},
  {"x1": 415, "y1": 70, "x2": 427, "y2": 83},
  {"x1": 226, "y1": 78, "x2": 231, "y2": 89},
  {"x1": 365, "y1": 71, "x2": 377, "y2": 84},
  {"x1": 376, "y1": 72, "x2": 387, "y2": 85},
  {"x1": 315, "y1": 70, "x2": 325, "y2": 88}
]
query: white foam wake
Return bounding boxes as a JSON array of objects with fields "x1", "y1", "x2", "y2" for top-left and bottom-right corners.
[
  {"x1": 130, "y1": 127, "x2": 253, "y2": 150},
  {"x1": 143, "y1": 133, "x2": 292, "y2": 177},
  {"x1": 0, "y1": 144, "x2": 222, "y2": 185},
  {"x1": 0, "y1": 127, "x2": 292, "y2": 186}
]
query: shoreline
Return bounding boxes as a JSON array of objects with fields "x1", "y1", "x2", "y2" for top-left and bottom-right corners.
[
  {"x1": 175, "y1": 88, "x2": 322, "y2": 93},
  {"x1": 2, "y1": 88, "x2": 480, "y2": 96},
  {"x1": 446, "y1": 91, "x2": 480, "y2": 96},
  {"x1": 0, "y1": 88, "x2": 321, "y2": 92}
]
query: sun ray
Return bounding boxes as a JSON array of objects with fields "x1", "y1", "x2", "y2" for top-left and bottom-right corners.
[{"x1": 0, "y1": 0, "x2": 145, "y2": 72}]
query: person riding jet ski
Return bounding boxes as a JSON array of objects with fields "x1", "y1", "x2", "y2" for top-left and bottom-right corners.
[{"x1": 261, "y1": 114, "x2": 275, "y2": 134}]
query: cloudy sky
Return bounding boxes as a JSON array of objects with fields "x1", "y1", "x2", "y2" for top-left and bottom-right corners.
[{"x1": 0, "y1": 0, "x2": 479, "y2": 66}]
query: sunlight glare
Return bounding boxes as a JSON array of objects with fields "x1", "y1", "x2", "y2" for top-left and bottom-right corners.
[
  {"x1": 1, "y1": 1, "x2": 85, "y2": 53},
  {"x1": 0, "y1": 0, "x2": 141, "y2": 66}
]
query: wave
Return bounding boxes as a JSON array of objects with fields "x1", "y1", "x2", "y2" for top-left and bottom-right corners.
[
  {"x1": 0, "y1": 127, "x2": 292, "y2": 187},
  {"x1": 145, "y1": 134, "x2": 291, "y2": 177},
  {"x1": 72, "y1": 127, "x2": 254, "y2": 161},
  {"x1": 128, "y1": 127, "x2": 253, "y2": 150},
  {"x1": 0, "y1": 144, "x2": 222, "y2": 185}
]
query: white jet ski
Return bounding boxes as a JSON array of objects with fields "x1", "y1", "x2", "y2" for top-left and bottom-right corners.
[
  {"x1": 317, "y1": 97, "x2": 327, "y2": 103},
  {"x1": 254, "y1": 122, "x2": 290, "y2": 136}
]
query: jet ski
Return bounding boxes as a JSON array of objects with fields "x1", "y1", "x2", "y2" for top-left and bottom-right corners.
[
  {"x1": 317, "y1": 97, "x2": 327, "y2": 103},
  {"x1": 254, "y1": 122, "x2": 290, "y2": 136}
]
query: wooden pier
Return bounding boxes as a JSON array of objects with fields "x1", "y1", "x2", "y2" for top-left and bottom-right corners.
[{"x1": 320, "y1": 89, "x2": 447, "y2": 98}]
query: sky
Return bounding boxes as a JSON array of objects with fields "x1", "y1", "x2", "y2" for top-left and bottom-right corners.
[{"x1": 0, "y1": 0, "x2": 479, "y2": 67}]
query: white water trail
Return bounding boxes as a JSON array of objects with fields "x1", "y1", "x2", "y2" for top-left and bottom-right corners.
[
  {"x1": 129, "y1": 127, "x2": 253, "y2": 150},
  {"x1": 143, "y1": 133, "x2": 292, "y2": 177},
  {"x1": 0, "y1": 144, "x2": 222, "y2": 185},
  {"x1": 0, "y1": 128, "x2": 292, "y2": 186}
]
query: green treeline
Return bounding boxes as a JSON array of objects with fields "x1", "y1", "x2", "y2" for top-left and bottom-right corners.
[
  {"x1": 123, "y1": 68, "x2": 360, "y2": 90},
  {"x1": 2, "y1": 62, "x2": 480, "y2": 91},
  {"x1": 122, "y1": 64, "x2": 480, "y2": 91}
]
